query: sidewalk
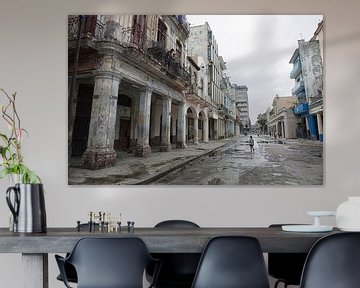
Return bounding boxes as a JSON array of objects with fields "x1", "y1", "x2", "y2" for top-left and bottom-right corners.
[{"x1": 69, "y1": 138, "x2": 234, "y2": 185}]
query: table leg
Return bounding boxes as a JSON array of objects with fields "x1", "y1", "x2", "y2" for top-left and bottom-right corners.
[{"x1": 22, "y1": 253, "x2": 48, "y2": 288}]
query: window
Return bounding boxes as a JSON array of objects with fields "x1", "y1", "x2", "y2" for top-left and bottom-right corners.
[
  {"x1": 131, "y1": 15, "x2": 146, "y2": 47},
  {"x1": 207, "y1": 45, "x2": 212, "y2": 61},
  {"x1": 208, "y1": 30, "x2": 212, "y2": 43}
]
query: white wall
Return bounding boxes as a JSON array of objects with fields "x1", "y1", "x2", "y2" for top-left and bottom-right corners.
[{"x1": 0, "y1": 0, "x2": 360, "y2": 287}]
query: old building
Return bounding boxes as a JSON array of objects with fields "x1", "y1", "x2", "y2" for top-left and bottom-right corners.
[
  {"x1": 309, "y1": 19, "x2": 324, "y2": 142},
  {"x1": 187, "y1": 22, "x2": 224, "y2": 140},
  {"x1": 223, "y1": 76, "x2": 238, "y2": 137},
  {"x1": 289, "y1": 35, "x2": 323, "y2": 140},
  {"x1": 68, "y1": 15, "x2": 191, "y2": 169},
  {"x1": 267, "y1": 95, "x2": 297, "y2": 139},
  {"x1": 235, "y1": 85, "x2": 250, "y2": 133},
  {"x1": 185, "y1": 53, "x2": 211, "y2": 144}
]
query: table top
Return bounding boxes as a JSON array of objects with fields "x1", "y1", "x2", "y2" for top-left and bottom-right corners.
[{"x1": 0, "y1": 227, "x2": 340, "y2": 254}]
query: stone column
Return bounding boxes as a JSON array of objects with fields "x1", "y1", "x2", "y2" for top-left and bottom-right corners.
[
  {"x1": 135, "y1": 87, "x2": 152, "y2": 157},
  {"x1": 149, "y1": 99, "x2": 157, "y2": 146},
  {"x1": 176, "y1": 102, "x2": 186, "y2": 148},
  {"x1": 317, "y1": 113, "x2": 323, "y2": 142},
  {"x1": 305, "y1": 116, "x2": 310, "y2": 139},
  {"x1": 160, "y1": 97, "x2": 172, "y2": 152},
  {"x1": 307, "y1": 115, "x2": 318, "y2": 140},
  {"x1": 193, "y1": 117, "x2": 199, "y2": 145},
  {"x1": 82, "y1": 59, "x2": 121, "y2": 169},
  {"x1": 203, "y1": 117, "x2": 209, "y2": 143},
  {"x1": 129, "y1": 95, "x2": 139, "y2": 152}
]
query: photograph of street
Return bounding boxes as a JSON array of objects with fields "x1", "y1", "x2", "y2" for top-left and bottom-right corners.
[{"x1": 68, "y1": 14, "x2": 324, "y2": 185}]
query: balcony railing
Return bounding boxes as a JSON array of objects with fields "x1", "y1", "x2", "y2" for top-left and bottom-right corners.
[
  {"x1": 218, "y1": 104, "x2": 229, "y2": 115},
  {"x1": 292, "y1": 80, "x2": 305, "y2": 96},
  {"x1": 176, "y1": 15, "x2": 190, "y2": 34},
  {"x1": 290, "y1": 60, "x2": 302, "y2": 79},
  {"x1": 293, "y1": 103, "x2": 309, "y2": 115},
  {"x1": 68, "y1": 16, "x2": 105, "y2": 40},
  {"x1": 68, "y1": 16, "x2": 190, "y2": 85}
]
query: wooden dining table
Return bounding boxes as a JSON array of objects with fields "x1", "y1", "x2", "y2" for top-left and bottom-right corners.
[{"x1": 0, "y1": 226, "x2": 339, "y2": 288}]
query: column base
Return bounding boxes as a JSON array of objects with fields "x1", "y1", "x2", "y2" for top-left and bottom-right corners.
[
  {"x1": 135, "y1": 145, "x2": 151, "y2": 157},
  {"x1": 160, "y1": 143, "x2": 172, "y2": 152},
  {"x1": 176, "y1": 142, "x2": 187, "y2": 149},
  {"x1": 82, "y1": 149, "x2": 117, "y2": 170},
  {"x1": 129, "y1": 139, "x2": 137, "y2": 153}
]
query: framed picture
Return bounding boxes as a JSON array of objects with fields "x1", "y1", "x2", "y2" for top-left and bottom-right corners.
[{"x1": 68, "y1": 14, "x2": 323, "y2": 185}]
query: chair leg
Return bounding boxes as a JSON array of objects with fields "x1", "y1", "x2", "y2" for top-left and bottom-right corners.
[{"x1": 274, "y1": 280, "x2": 289, "y2": 288}]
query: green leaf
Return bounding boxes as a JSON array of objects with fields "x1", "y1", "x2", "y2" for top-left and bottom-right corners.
[
  {"x1": 0, "y1": 168, "x2": 9, "y2": 179},
  {"x1": 0, "y1": 133, "x2": 9, "y2": 141}
]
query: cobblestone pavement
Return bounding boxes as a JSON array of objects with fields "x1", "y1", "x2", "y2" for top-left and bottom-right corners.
[
  {"x1": 68, "y1": 135, "x2": 323, "y2": 185},
  {"x1": 152, "y1": 135, "x2": 323, "y2": 185}
]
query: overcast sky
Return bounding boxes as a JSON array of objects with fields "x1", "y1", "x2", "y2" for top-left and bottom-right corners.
[{"x1": 186, "y1": 15, "x2": 322, "y2": 124}]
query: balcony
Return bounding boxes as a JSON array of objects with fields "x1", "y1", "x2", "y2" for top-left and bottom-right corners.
[
  {"x1": 293, "y1": 103, "x2": 309, "y2": 115},
  {"x1": 290, "y1": 61, "x2": 302, "y2": 79},
  {"x1": 292, "y1": 80, "x2": 305, "y2": 96},
  {"x1": 218, "y1": 104, "x2": 229, "y2": 115},
  {"x1": 68, "y1": 16, "x2": 190, "y2": 85},
  {"x1": 176, "y1": 15, "x2": 190, "y2": 34}
]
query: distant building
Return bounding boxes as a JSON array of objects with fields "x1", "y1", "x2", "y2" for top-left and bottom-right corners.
[
  {"x1": 267, "y1": 95, "x2": 297, "y2": 139},
  {"x1": 235, "y1": 85, "x2": 250, "y2": 133},
  {"x1": 188, "y1": 22, "x2": 237, "y2": 140}
]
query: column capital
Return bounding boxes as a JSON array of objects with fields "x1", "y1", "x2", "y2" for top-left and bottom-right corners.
[
  {"x1": 93, "y1": 71, "x2": 122, "y2": 81},
  {"x1": 139, "y1": 85, "x2": 154, "y2": 94}
]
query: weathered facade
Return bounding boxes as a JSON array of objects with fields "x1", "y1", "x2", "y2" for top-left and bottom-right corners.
[
  {"x1": 235, "y1": 85, "x2": 250, "y2": 133},
  {"x1": 289, "y1": 34, "x2": 323, "y2": 141},
  {"x1": 309, "y1": 20, "x2": 324, "y2": 141},
  {"x1": 185, "y1": 53, "x2": 211, "y2": 144},
  {"x1": 68, "y1": 15, "x2": 191, "y2": 169},
  {"x1": 267, "y1": 95, "x2": 297, "y2": 139},
  {"x1": 68, "y1": 15, "x2": 247, "y2": 170},
  {"x1": 187, "y1": 22, "x2": 224, "y2": 140}
]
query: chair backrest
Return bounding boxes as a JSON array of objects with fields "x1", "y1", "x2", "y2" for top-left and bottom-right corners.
[
  {"x1": 66, "y1": 237, "x2": 154, "y2": 288},
  {"x1": 300, "y1": 232, "x2": 360, "y2": 288},
  {"x1": 155, "y1": 219, "x2": 200, "y2": 228},
  {"x1": 152, "y1": 220, "x2": 201, "y2": 287},
  {"x1": 268, "y1": 224, "x2": 308, "y2": 285},
  {"x1": 191, "y1": 236, "x2": 270, "y2": 288}
]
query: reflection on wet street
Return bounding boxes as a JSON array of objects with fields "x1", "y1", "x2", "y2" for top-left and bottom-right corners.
[{"x1": 152, "y1": 135, "x2": 323, "y2": 185}]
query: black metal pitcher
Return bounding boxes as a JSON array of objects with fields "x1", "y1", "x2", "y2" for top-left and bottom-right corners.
[{"x1": 6, "y1": 183, "x2": 47, "y2": 233}]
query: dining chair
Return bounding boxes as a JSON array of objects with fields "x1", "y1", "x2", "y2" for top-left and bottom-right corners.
[
  {"x1": 148, "y1": 220, "x2": 201, "y2": 288},
  {"x1": 268, "y1": 224, "x2": 308, "y2": 288},
  {"x1": 191, "y1": 236, "x2": 270, "y2": 288},
  {"x1": 55, "y1": 237, "x2": 160, "y2": 288},
  {"x1": 56, "y1": 223, "x2": 99, "y2": 284},
  {"x1": 300, "y1": 232, "x2": 360, "y2": 288}
]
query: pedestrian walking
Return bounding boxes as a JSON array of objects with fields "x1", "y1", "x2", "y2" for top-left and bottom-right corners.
[{"x1": 249, "y1": 135, "x2": 255, "y2": 152}]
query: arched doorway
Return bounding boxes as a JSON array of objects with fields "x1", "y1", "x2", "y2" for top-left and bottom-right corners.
[
  {"x1": 198, "y1": 111, "x2": 205, "y2": 142},
  {"x1": 186, "y1": 107, "x2": 196, "y2": 142}
]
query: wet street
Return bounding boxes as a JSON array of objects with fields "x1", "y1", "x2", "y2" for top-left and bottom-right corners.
[{"x1": 152, "y1": 135, "x2": 323, "y2": 185}]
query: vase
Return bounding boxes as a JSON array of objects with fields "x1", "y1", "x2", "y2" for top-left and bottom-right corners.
[
  {"x1": 6, "y1": 183, "x2": 47, "y2": 233},
  {"x1": 336, "y1": 197, "x2": 360, "y2": 231}
]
